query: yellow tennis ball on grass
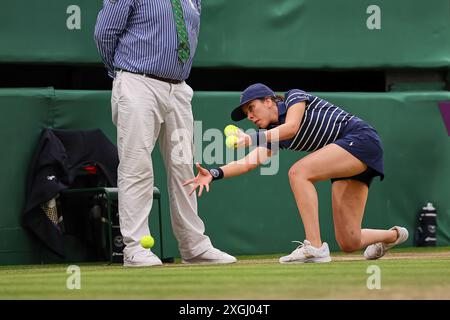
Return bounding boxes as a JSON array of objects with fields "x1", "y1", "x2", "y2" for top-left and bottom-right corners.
[
  {"x1": 140, "y1": 235, "x2": 154, "y2": 249},
  {"x1": 224, "y1": 125, "x2": 238, "y2": 137},
  {"x1": 225, "y1": 135, "x2": 238, "y2": 149}
]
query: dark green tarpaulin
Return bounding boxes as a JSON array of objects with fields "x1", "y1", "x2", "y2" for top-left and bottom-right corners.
[{"x1": 0, "y1": 0, "x2": 449, "y2": 68}]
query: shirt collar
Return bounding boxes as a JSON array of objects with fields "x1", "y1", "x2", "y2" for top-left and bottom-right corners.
[
  {"x1": 277, "y1": 101, "x2": 287, "y2": 117},
  {"x1": 267, "y1": 101, "x2": 287, "y2": 129}
]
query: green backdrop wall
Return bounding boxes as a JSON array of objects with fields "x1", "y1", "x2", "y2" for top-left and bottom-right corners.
[
  {"x1": 0, "y1": 89, "x2": 53, "y2": 264},
  {"x1": 0, "y1": 0, "x2": 449, "y2": 68},
  {"x1": 0, "y1": 89, "x2": 165, "y2": 264},
  {"x1": 191, "y1": 91, "x2": 450, "y2": 257},
  {"x1": 0, "y1": 89, "x2": 449, "y2": 265}
]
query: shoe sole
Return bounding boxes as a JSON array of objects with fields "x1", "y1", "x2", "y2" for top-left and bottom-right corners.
[
  {"x1": 390, "y1": 227, "x2": 409, "y2": 247},
  {"x1": 123, "y1": 261, "x2": 162, "y2": 267},
  {"x1": 306, "y1": 256, "x2": 332, "y2": 263},
  {"x1": 280, "y1": 256, "x2": 332, "y2": 264},
  {"x1": 363, "y1": 254, "x2": 381, "y2": 260},
  {"x1": 181, "y1": 260, "x2": 237, "y2": 265}
]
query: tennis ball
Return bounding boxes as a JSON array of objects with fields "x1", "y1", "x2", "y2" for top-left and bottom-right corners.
[
  {"x1": 224, "y1": 124, "x2": 238, "y2": 137},
  {"x1": 140, "y1": 235, "x2": 154, "y2": 249},
  {"x1": 225, "y1": 135, "x2": 238, "y2": 149}
]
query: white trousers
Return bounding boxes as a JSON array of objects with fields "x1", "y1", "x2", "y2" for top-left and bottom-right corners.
[{"x1": 111, "y1": 70, "x2": 212, "y2": 259}]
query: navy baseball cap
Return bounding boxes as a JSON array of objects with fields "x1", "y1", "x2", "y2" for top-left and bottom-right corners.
[{"x1": 231, "y1": 83, "x2": 276, "y2": 121}]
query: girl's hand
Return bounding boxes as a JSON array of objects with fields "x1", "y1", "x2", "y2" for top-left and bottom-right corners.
[
  {"x1": 182, "y1": 163, "x2": 213, "y2": 197},
  {"x1": 235, "y1": 128, "x2": 252, "y2": 148}
]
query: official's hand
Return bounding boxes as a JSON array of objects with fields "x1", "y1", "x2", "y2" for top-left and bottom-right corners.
[{"x1": 182, "y1": 163, "x2": 212, "y2": 197}]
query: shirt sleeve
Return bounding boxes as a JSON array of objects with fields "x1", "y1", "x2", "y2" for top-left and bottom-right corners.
[
  {"x1": 194, "y1": 0, "x2": 202, "y2": 13},
  {"x1": 284, "y1": 89, "x2": 309, "y2": 110},
  {"x1": 94, "y1": 0, "x2": 135, "y2": 78}
]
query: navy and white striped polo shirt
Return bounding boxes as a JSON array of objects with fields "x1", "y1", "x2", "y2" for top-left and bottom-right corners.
[
  {"x1": 270, "y1": 89, "x2": 354, "y2": 152},
  {"x1": 94, "y1": 0, "x2": 202, "y2": 79}
]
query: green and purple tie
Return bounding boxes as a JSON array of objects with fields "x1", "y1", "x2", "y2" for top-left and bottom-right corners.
[{"x1": 170, "y1": 0, "x2": 191, "y2": 63}]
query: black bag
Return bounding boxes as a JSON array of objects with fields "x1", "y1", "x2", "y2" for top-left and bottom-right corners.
[
  {"x1": 23, "y1": 128, "x2": 119, "y2": 257},
  {"x1": 414, "y1": 202, "x2": 437, "y2": 247},
  {"x1": 59, "y1": 191, "x2": 110, "y2": 261}
]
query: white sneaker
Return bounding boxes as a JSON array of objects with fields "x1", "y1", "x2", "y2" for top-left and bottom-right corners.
[
  {"x1": 364, "y1": 226, "x2": 409, "y2": 260},
  {"x1": 279, "y1": 240, "x2": 332, "y2": 264},
  {"x1": 182, "y1": 247, "x2": 237, "y2": 265},
  {"x1": 123, "y1": 250, "x2": 163, "y2": 267}
]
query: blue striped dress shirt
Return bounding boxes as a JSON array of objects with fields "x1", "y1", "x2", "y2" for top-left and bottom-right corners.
[{"x1": 94, "y1": 0, "x2": 202, "y2": 79}]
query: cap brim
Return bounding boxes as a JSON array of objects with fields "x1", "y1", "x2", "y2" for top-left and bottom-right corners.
[{"x1": 231, "y1": 105, "x2": 247, "y2": 121}]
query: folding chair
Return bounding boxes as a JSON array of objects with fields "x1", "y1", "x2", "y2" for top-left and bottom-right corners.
[{"x1": 60, "y1": 186, "x2": 163, "y2": 264}]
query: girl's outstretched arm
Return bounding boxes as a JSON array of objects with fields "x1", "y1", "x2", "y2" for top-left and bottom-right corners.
[{"x1": 183, "y1": 147, "x2": 272, "y2": 196}]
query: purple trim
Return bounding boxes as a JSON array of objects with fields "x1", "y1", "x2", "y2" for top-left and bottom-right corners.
[{"x1": 439, "y1": 101, "x2": 450, "y2": 136}]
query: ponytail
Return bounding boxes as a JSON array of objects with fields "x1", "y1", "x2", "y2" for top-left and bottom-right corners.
[
  {"x1": 269, "y1": 95, "x2": 284, "y2": 103},
  {"x1": 275, "y1": 95, "x2": 285, "y2": 102},
  {"x1": 260, "y1": 95, "x2": 285, "y2": 104}
]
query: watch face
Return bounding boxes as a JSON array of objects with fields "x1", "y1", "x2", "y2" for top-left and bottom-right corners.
[{"x1": 210, "y1": 169, "x2": 220, "y2": 178}]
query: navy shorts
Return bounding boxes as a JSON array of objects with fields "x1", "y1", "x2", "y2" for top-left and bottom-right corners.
[{"x1": 331, "y1": 117, "x2": 384, "y2": 187}]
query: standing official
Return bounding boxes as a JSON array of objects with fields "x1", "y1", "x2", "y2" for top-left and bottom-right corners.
[{"x1": 95, "y1": 0, "x2": 236, "y2": 267}]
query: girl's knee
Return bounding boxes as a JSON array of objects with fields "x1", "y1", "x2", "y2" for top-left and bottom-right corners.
[
  {"x1": 288, "y1": 164, "x2": 311, "y2": 181},
  {"x1": 337, "y1": 235, "x2": 361, "y2": 253}
]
